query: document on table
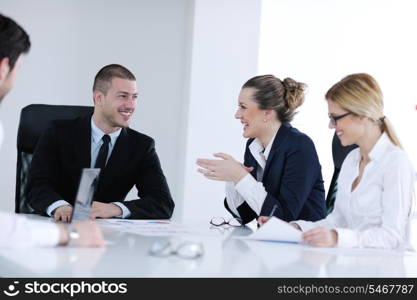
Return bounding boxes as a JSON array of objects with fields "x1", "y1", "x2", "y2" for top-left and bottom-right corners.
[
  {"x1": 97, "y1": 219, "x2": 202, "y2": 236},
  {"x1": 238, "y1": 217, "x2": 302, "y2": 243}
]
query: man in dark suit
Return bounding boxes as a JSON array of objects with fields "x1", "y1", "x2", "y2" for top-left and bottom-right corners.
[{"x1": 27, "y1": 64, "x2": 174, "y2": 221}]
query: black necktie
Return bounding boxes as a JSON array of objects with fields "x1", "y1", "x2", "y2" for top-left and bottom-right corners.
[
  {"x1": 94, "y1": 134, "x2": 110, "y2": 169},
  {"x1": 327, "y1": 178, "x2": 338, "y2": 213}
]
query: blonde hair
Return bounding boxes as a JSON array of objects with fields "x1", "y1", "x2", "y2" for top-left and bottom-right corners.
[{"x1": 325, "y1": 73, "x2": 402, "y2": 148}]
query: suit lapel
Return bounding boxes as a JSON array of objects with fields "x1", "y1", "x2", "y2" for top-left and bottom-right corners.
[
  {"x1": 263, "y1": 123, "x2": 291, "y2": 180},
  {"x1": 73, "y1": 116, "x2": 92, "y2": 169},
  {"x1": 99, "y1": 127, "x2": 129, "y2": 180},
  {"x1": 248, "y1": 155, "x2": 258, "y2": 179},
  {"x1": 245, "y1": 139, "x2": 259, "y2": 178}
]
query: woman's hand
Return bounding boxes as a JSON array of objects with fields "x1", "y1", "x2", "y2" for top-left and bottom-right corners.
[
  {"x1": 257, "y1": 216, "x2": 270, "y2": 226},
  {"x1": 257, "y1": 218, "x2": 302, "y2": 231},
  {"x1": 196, "y1": 152, "x2": 253, "y2": 183},
  {"x1": 302, "y1": 227, "x2": 338, "y2": 247}
]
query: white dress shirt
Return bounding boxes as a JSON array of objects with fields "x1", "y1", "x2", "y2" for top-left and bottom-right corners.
[
  {"x1": 226, "y1": 131, "x2": 277, "y2": 217},
  {"x1": 0, "y1": 212, "x2": 59, "y2": 247},
  {"x1": 0, "y1": 120, "x2": 59, "y2": 247},
  {"x1": 47, "y1": 118, "x2": 131, "y2": 218},
  {"x1": 295, "y1": 133, "x2": 415, "y2": 249}
]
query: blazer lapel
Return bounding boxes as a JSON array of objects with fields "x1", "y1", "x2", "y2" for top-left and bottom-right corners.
[
  {"x1": 263, "y1": 123, "x2": 291, "y2": 179},
  {"x1": 99, "y1": 127, "x2": 129, "y2": 180},
  {"x1": 249, "y1": 156, "x2": 258, "y2": 179},
  {"x1": 245, "y1": 139, "x2": 259, "y2": 178},
  {"x1": 73, "y1": 116, "x2": 92, "y2": 169}
]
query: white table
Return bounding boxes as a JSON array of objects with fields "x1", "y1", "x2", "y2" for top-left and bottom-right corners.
[{"x1": 1, "y1": 215, "x2": 417, "y2": 277}]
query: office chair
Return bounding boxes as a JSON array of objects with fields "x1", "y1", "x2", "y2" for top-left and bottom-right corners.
[
  {"x1": 15, "y1": 104, "x2": 94, "y2": 213},
  {"x1": 325, "y1": 132, "x2": 358, "y2": 213}
]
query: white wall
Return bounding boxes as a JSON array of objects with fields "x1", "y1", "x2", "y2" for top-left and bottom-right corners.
[
  {"x1": 259, "y1": 0, "x2": 417, "y2": 191},
  {"x1": 0, "y1": 0, "x2": 193, "y2": 216},
  {"x1": 181, "y1": 0, "x2": 262, "y2": 222},
  {"x1": 4, "y1": 0, "x2": 413, "y2": 222}
]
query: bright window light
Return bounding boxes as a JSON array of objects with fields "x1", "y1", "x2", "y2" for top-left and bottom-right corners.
[{"x1": 259, "y1": 0, "x2": 417, "y2": 190}]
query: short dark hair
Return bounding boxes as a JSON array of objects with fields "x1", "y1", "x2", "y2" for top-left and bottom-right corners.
[
  {"x1": 242, "y1": 75, "x2": 306, "y2": 123},
  {"x1": 93, "y1": 64, "x2": 136, "y2": 94},
  {"x1": 0, "y1": 14, "x2": 31, "y2": 70}
]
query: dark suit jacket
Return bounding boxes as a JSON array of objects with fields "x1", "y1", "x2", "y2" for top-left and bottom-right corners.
[
  {"x1": 27, "y1": 115, "x2": 174, "y2": 219},
  {"x1": 225, "y1": 123, "x2": 326, "y2": 224}
]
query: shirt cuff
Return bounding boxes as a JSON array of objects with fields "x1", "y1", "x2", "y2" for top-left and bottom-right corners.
[
  {"x1": 31, "y1": 220, "x2": 61, "y2": 247},
  {"x1": 335, "y1": 227, "x2": 359, "y2": 248},
  {"x1": 234, "y1": 173, "x2": 264, "y2": 215},
  {"x1": 47, "y1": 200, "x2": 71, "y2": 216},
  {"x1": 225, "y1": 182, "x2": 244, "y2": 217},
  {"x1": 112, "y1": 202, "x2": 131, "y2": 219}
]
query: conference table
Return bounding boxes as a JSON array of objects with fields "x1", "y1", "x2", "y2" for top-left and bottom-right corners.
[{"x1": 1, "y1": 215, "x2": 417, "y2": 278}]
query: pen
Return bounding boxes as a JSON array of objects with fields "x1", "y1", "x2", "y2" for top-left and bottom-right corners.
[
  {"x1": 268, "y1": 204, "x2": 278, "y2": 218},
  {"x1": 257, "y1": 204, "x2": 278, "y2": 228}
]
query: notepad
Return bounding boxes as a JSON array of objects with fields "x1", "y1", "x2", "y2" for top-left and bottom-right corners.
[{"x1": 239, "y1": 217, "x2": 302, "y2": 243}]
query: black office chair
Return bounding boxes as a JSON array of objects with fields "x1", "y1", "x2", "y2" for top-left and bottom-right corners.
[
  {"x1": 325, "y1": 133, "x2": 358, "y2": 213},
  {"x1": 15, "y1": 104, "x2": 94, "y2": 213}
]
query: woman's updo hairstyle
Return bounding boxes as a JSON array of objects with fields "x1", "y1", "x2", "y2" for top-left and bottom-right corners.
[{"x1": 242, "y1": 74, "x2": 307, "y2": 123}]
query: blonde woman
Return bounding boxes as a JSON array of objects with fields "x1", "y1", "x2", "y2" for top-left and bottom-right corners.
[{"x1": 290, "y1": 73, "x2": 415, "y2": 249}]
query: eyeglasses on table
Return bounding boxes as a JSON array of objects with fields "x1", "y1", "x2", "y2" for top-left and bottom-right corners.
[
  {"x1": 210, "y1": 217, "x2": 243, "y2": 227},
  {"x1": 149, "y1": 239, "x2": 204, "y2": 259}
]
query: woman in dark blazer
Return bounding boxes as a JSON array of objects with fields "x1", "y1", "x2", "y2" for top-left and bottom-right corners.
[{"x1": 197, "y1": 75, "x2": 326, "y2": 224}]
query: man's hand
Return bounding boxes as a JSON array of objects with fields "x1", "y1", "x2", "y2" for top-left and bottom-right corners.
[
  {"x1": 53, "y1": 205, "x2": 73, "y2": 222},
  {"x1": 58, "y1": 220, "x2": 104, "y2": 247},
  {"x1": 90, "y1": 201, "x2": 123, "y2": 219}
]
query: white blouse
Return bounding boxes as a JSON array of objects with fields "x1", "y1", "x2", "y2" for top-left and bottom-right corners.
[
  {"x1": 296, "y1": 133, "x2": 415, "y2": 249},
  {"x1": 225, "y1": 131, "x2": 277, "y2": 217}
]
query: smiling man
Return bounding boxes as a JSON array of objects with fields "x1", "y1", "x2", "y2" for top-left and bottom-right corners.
[{"x1": 27, "y1": 64, "x2": 174, "y2": 221}]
